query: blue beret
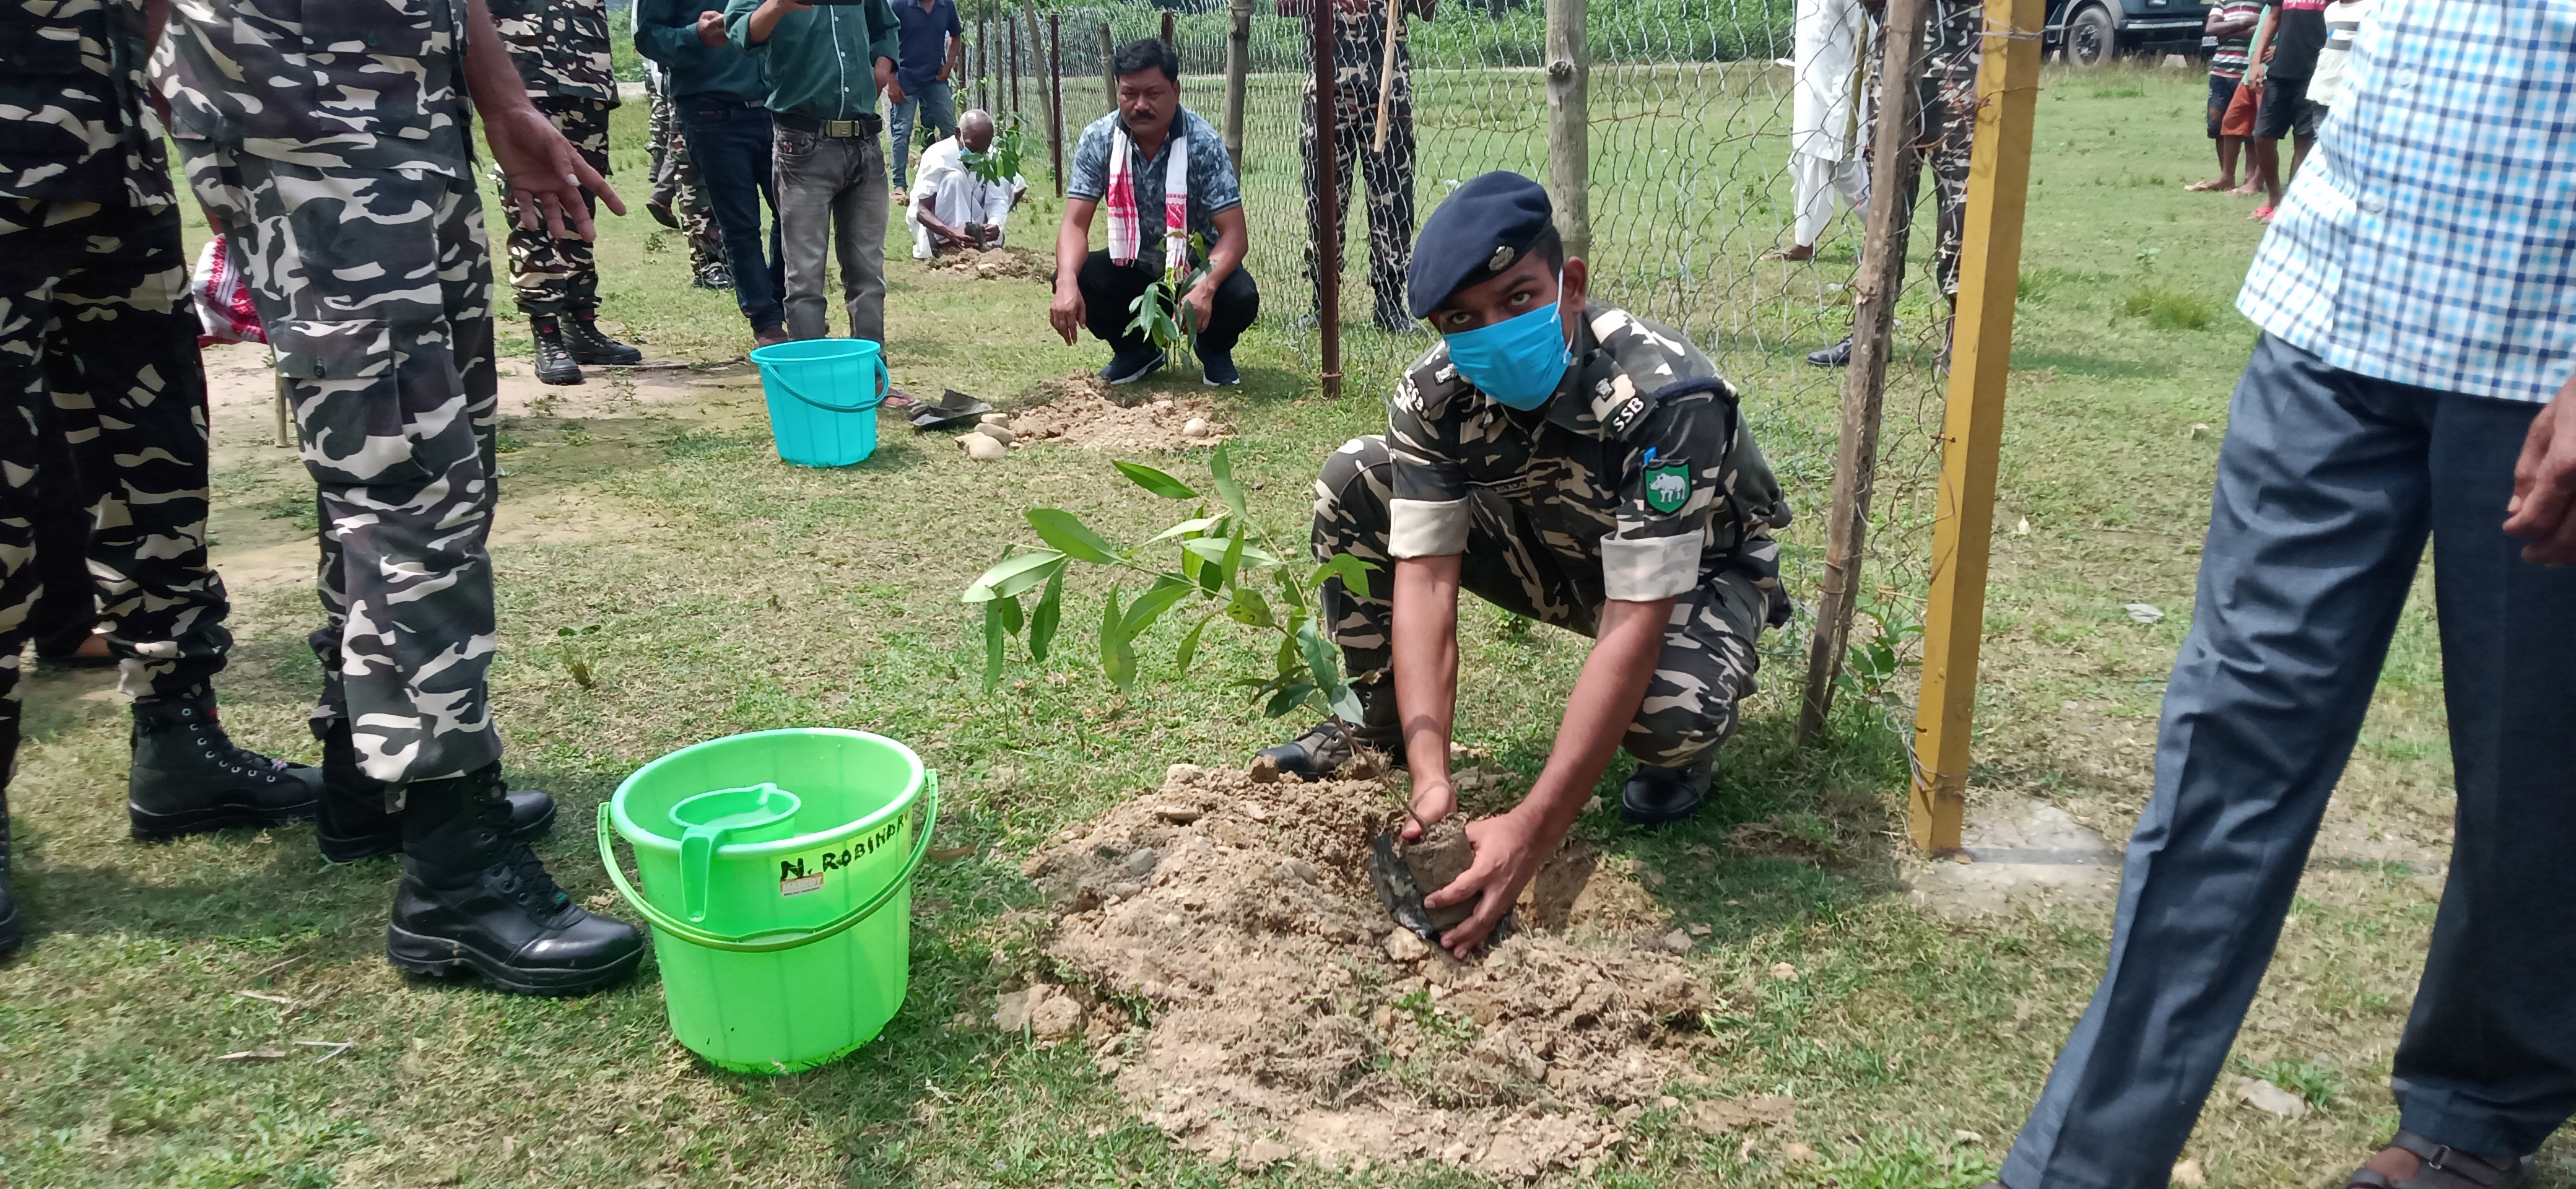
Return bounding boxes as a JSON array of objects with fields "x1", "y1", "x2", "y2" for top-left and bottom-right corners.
[{"x1": 1406, "y1": 171, "x2": 1555, "y2": 320}]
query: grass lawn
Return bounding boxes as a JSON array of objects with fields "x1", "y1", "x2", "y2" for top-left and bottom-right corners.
[{"x1": 3, "y1": 63, "x2": 2551, "y2": 1188}]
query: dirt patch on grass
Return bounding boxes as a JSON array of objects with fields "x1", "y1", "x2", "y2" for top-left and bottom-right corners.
[
  {"x1": 1005, "y1": 373, "x2": 1229, "y2": 453},
  {"x1": 928, "y1": 245, "x2": 1044, "y2": 280},
  {"x1": 1010, "y1": 763, "x2": 1720, "y2": 1179}
]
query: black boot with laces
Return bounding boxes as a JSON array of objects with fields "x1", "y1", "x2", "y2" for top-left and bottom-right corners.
[
  {"x1": 313, "y1": 718, "x2": 555, "y2": 863},
  {"x1": 386, "y1": 764, "x2": 642, "y2": 996},
  {"x1": 127, "y1": 694, "x2": 322, "y2": 840},
  {"x1": 1255, "y1": 679, "x2": 1404, "y2": 781},
  {"x1": 529, "y1": 315, "x2": 584, "y2": 385},
  {"x1": 559, "y1": 311, "x2": 642, "y2": 365}
]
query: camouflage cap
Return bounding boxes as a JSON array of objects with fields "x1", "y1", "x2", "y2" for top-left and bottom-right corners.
[{"x1": 1405, "y1": 170, "x2": 1553, "y2": 320}]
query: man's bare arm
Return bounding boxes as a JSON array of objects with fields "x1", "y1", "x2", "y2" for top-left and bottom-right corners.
[
  {"x1": 1391, "y1": 554, "x2": 1463, "y2": 835},
  {"x1": 463, "y1": 0, "x2": 623, "y2": 238},
  {"x1": 1420, "y1": 595, "x2": 1673, "y2": 956},
  {"x1": 1050, "y1": 198, "x2": 1096, "y2": 344}
]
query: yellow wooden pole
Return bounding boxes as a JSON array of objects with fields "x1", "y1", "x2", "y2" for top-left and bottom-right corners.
[{"x1": 1908, "y1": 0, "x2": 2044, "y2": 854}]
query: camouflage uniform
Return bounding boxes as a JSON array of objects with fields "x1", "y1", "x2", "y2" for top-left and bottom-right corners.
[
  {"x1": 1, "y1": 0, "x2": 238, "y2": 756},
  {"x1": 1918, "y1": 0, "x2": 1980, "y2": 299},
  {"x1": 1302, "y1": 0, "x2": 1419, "y2": 332},
  {"x1": 645, "y1": 69, "x2": 725, "y2": 277},
  {"x1": 161, "y1": 0, "x2": 508, "y2": 791},
  {"x1": 490, "y1": 0, "x2": 620, "y2": 315},
  {"x1": 1314, "y1": 302, "x2": 1794, "y2": 768}
]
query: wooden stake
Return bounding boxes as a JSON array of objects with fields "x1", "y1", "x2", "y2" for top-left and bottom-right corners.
[
  {"x1": 1795, "y1": 0, "x2": 1930, "y2": 745},
  {"x1": 1098, "y1": 24, "x2": 1116, "y2": 111},
  {"x1": 1543, "y1": 0, "x2": 1588, "y2": 260},
  {"x1": 1372, "y1": 0, "x2": 1404, "y2": 153},
  {"x1": 1224, "y1": 0, "x2": 1253, "y2": 169},
  {"x1": 1313, "y1": 0, "x2": 1344, "y2": 401},
  {"x1": 1049, "y1": 12, "x2": 1064, "y2": 196},
  {"x1": 1910, "y1": 0, "x2": 2045, "y2": 853}
]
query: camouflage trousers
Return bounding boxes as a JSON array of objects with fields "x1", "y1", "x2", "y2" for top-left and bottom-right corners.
[
  {"x1": 1313, "y1": 436, "x2": 1769, "y2": 768},
  {"x1": 181, "y1": 146, "x2": 505, "y2": 795},
  {"x1": 496, "y1": 97, "x2": 614, "y2": 315},
  {"x1": 1919, "y1": 71, "x2": 1975, "y2": 300},
  {"x1": 0, "y1": 198, "x2": 235, "y2": 765},
  {"x1": 646, "y1": 79, "x2": 724, "y2": 274},
  {"x1": 1302, "y1": 64, "x2": 1417, "y2": 332}
]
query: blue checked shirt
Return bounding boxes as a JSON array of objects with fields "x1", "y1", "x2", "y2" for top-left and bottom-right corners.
[{"x1": 2237, "y1": 0, "x2": 2576, "y2": 404}]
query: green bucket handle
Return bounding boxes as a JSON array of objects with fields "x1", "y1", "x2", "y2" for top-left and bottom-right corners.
[
  {"x1": 773, "y1": 351, "x2": 890, "y2": 413},
  {"x1": 596, "y1": 769, "x2": 936, "y2": 954}
]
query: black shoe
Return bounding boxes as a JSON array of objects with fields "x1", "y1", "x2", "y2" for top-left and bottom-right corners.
[
  {"x1": 314, "y1": 720, "x2": 554, "y2": 863},
  {"x1": 386, "y1": 764, "x2": 642, "y2": 996},
  {"x1": 529, "y1": 316, "x2": 584, "y2": 386},
  {"x1": 560, "y1": 313, "x2": 643, "y2": 366},
  {"x1": 1199, "y1": 346, "x2": 1240, "y2": 387},
  {"x1": 1619, "y1": 752, "x2": 1714, "y2": 828},
  {"x1": 1099, "y1": 347, "x2": 1164, "y2": 386},
  {"x1": 1808, "y1": 336, "x2": 1853, "y2": 368},
  {"x1": 692, "y1": 262, "x2": 733, "y2": 291},
  {"x1": 127, "y1": 694, "x2": 322, "y2": 840},
  {"x1": 1254, "y1": 683, "x2": 1400, "y2": 780},
  {"x1": 645, "y1": 196, "x2": 680, "y2": 229}
]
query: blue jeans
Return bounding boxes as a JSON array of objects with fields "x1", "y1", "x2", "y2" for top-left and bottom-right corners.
[
  {"x1": 677, "y1": 102, "x2": 786, "y2": 333},
  {"x1": 886, "y1": 78, "x2": 957, "y2": 188},
  {"x1": 2000, "y1": 336, "x2": 2576, "y2": 1187}
]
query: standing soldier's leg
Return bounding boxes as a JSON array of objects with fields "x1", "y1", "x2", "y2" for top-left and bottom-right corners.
[
  {"x1": 547, "y1": 100, "x2": 643, "y2": 370},
  {"x1": 1359, "y1": 51, "x2": 1417, "y2": 332},
  {"x1": 1928, "y1": 73, "x2": 1974, "y2": 316},
  {"x1": 645, "y1": 76, "x2": 681, "y2": 225},
  {"x1": 35, "y1": 201, "x2": 324, "y2": 840},
  {"x1": 673, "y1": 131, "x2": 728, "y2": 290},
  {"x1": 0, "y1": 203, "x2": 76, "y2": 954},
  {"x1": 185, "y1": 148, "x2": 636, "y2": 993}
]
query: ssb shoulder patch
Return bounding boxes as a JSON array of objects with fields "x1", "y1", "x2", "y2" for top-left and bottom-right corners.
[{"x1": 1643, "y1": 461, "x2": 1692, "y2": 514}]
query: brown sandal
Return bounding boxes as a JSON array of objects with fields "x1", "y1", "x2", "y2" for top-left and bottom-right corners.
[{"x1": 2346, "y1": 1131, "x2": 2533, "y2": 1189}]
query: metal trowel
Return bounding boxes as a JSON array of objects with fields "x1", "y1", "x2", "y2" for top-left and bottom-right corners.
[
  {"x1": 907, "y1": 388, "x2": 993, "y2": 431},
  {"x1": 1367, "y1": 824, "x2": 1515, "y2": 949}
]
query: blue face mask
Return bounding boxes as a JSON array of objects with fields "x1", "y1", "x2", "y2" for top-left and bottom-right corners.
[{"x1": 1443, "y1": 295, "x2": 1572, "y2": 411}]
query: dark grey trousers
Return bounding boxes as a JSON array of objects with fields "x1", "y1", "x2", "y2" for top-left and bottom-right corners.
[
  {"x1": 2001, "y1": 336, "x2": 2576, "y2": 1188},
  {"x1": 772, "y1": 125, "x2": 888, "y2": 343}
]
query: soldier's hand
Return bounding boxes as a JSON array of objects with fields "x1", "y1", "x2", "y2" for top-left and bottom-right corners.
[
  {"x1": 1049, "y1": 282, "x2": 1085, "y2": 346},
  {"x1": 1421, "y1": 809, "x2": 1549, "y2": 959},
  {"x1": 485, "y1": 106, "x2": 623, "y2": 240},
  {"x1": 695, "y1": 9, "x2": 727, "y2": 46},
  {"x1": 1401, "y1": 777, "x2": 1455, "y2": 842}
]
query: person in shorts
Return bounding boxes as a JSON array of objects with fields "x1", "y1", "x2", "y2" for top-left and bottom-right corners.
[
  {"x1": 2189, "y1": 0, "x2": 2263, "y2": 193},
  {"x1": 2250, "y1": 0, "x2": 2328, "y2": 217}
]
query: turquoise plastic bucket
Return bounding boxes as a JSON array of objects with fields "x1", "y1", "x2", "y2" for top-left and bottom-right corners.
[
  {"x1": 749, "y1": 339, "x2": 890, "y2": 467},
  {"x1": 599, "y1": 729, "x2": 936, "y2": 1074}
]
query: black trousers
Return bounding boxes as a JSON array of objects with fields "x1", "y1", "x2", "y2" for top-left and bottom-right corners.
[{"x1": 1075, "y1": 250, "x2": 1260, "y2": 355}]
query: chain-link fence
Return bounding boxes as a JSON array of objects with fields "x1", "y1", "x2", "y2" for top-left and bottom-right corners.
[{"x1": 954, "y1": 0, "x2": 1957, "y2": 706}]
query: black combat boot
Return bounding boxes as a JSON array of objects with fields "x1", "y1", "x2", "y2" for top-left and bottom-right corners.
[
  {"x1": 559, "y1": 311, "x2": 643, "y2": 365},
  {"x1": 692, "y1": 261, "x2": 733, "y2": 291},
  {"x1": 2, "y1": 720, "x2": 22, "y2": 954},
  {"x1": 1620, "y1": 751, "x2": 1715, "y2": 827},
  {"x1": 313, "y1": 719, "x2": 555, "y2": 863},
  {"x1": 128, "y1": 694, "x2": 322, "y2": 840},
  {"x1": 386, "y1": 764, "x2": 642, "y2": 995},
  {"x1": 529, "y1": 315, "x2": 584, "y2": 386},
  {"x1": 1256, "y1": 680, "x2": 1403, "y2": 781}
]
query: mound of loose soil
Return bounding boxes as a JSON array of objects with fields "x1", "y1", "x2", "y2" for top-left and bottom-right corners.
[
  {"x1": 1008, "y1": 763, "x2": 1725, "y2": 1179},
  {"x1": 933, "y1": 245, "x2": 1042, "y2": 279},
  {"x1": 1006, "y1": 374, "x2": 1229, "y2": 453}
]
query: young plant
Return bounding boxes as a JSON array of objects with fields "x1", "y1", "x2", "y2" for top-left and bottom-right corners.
[
  {"x1": 1125, "y1": 232, "x2": 1210, "y2": 371},
  {"x1": 960, "y1": 445, "x2": 1377, "y2": 729},
  {"x1": 959, "y1": 115, "x2": 1025, "y2": 188}
]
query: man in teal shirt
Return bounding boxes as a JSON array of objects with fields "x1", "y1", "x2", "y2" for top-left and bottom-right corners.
[{"x1": 727, "y1": 0, "x2": 902, "y2": 343}]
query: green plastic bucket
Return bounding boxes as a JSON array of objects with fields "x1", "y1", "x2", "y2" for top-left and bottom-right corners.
[{"x1": 599, "y1": 729, "x2": 936, "y2": 1074}]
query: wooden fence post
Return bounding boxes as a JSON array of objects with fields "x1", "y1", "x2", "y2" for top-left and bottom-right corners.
[
  {"x1": 1795, "y1": 0, "x2": 1930, "y2": 745},
  {"x1": 1909, "y1": 0, "x2": 2046, "y2": 853},
  {"x1": 1007, "y1": 14, "x2": 1019, "y2": 122},
  {"x1": 1312, "y1": 0, "x2": 1343, "y2": 401},
  {"x1": 1224, "y1": 0, "x2": 1252, "y2": 168},
  {"x1": 1160, "y1": 9, "x2": 1176, "y2": 48},
  {"x1": 977, "y1": 11, "x2": 990, "y2": 111},
  {"x1": 1543, "y1": 0, "x2": 1588, "y2": 260},
  {"x1": 1049, "y1": 11, "x2": 1065, "y2": 196},
  {"x1": 1099, "y1": 23, "x2": 1117, "y2": 111}
]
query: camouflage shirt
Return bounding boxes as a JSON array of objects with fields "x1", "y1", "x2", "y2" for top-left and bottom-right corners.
[
  {"x1": 1386, "y1": 301, "x2": 1792, "y2": 607},
  {"x1": 156, "y1": 0, "x2": 474, "y2": 176},
  {"x1": 1, "y1": 0, "x2": 173, "y2": 208},
  {"x1": 491, "y1": 0, "x2": 617, "y2": 104},
  {"x1": 1921, "y1": 0, "x2": 1983, "y2": 83}
]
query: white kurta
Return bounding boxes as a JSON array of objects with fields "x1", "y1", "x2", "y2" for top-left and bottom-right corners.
[
  {"x1": 908, "y1": 136, "x2": 1027, "y2": 258},
  {"x1": 1789, "y1": 0, "x2": 1872, "y2": 247}
]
